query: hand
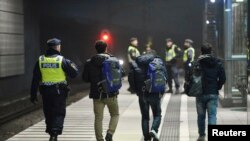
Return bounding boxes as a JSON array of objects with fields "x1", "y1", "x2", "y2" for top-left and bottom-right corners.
[{"x1": 30, "y1": 96, "x2": 38, "y2": 105}]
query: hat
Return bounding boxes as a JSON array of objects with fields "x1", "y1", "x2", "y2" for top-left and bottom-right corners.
[
  {"x1": 130, "y1": 37, "x2": 138, "y2": 42},
  {"x1": 166, "y1": 38, "x2": 173, "y2": 42},
  {"x1": 185, "y1": 39, "x2": 193, "y2": 44},
  {"x1": 47, "y1": 38, "x2": 61, "y2": 47}
]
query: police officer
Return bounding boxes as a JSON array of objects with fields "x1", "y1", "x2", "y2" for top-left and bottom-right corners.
[
  {"x1": 127, "y1": 37, "x2": 140, "y2": 93},
  {"x1": 30, "y1": 38, "x2": 79, "y2": 141},
  {"x1": 165, "y1": 38, "x2": 181, "y2": 94},
  {"x1": 182, "y1": 39, "x2": 195, "y2": 93}
]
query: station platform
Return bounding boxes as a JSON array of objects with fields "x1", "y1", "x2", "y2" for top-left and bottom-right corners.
[{"x1": 6, "y1": 81, "x2": 247, "y2": 141}]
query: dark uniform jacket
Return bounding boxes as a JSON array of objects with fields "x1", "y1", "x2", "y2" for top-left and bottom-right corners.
[
  {"x1": 30, "y1": 48, "x2": 79, "y2": 97},
  {"x1": 82, "y1": 53, "x2": 121, "y2": 99}
]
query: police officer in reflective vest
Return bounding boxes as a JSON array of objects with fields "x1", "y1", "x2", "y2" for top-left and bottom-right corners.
[
  {"x1": 30, "y1": 38, "x2": 79, "y2": 141},
  {"x1": 183, "y1": 39, "x2": 195, "y2": 88},
  {"x1": 165, "y1": 38, "x2": 182, "y2": 94}
]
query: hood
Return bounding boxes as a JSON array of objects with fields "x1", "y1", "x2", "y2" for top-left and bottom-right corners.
[
  {"x1": 45, "y1": 48, "x2": 61, "y2": 56},
  {"x1": 90, "y1": 53, "x2": 110, "y2": 67},
  {"x1": 198, "y1": 54, "x2": 218, "y2": 68}
]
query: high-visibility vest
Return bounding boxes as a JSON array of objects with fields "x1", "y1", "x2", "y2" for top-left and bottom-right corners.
[
  {"x1": 39, "y1": 55, "x2": 66, "y2": 84},
  {"x1": 183, "y1": 47, "x2": 195, "y2": 62},
  {"x1": 165, "y1": 45, "x2": 177, "y2": 62},
  {"x1": 128, "y1": 46, "x2": 140, "y2": 62}
]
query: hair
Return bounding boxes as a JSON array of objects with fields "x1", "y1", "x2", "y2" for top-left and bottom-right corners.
[
  {"x1": 201, "y1": 42, "x2": 212, "y2": 54},
  {"x1": 130, "y1": 37, "x2": 138, "y2": 42},
  {"x1": 95, "y1": 40, "x2": 107, "y2": 53}
]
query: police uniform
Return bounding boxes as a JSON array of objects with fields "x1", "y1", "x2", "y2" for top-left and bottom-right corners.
[
  {"x1": 30, "y1": 38, "x2": 79, "y2": 141},
  {"x1": 165, "y1": 43, "x2": 181, "y2": 93},
  {"x1": 183, "y1": 39, "x2": 195, "y2": 82}
]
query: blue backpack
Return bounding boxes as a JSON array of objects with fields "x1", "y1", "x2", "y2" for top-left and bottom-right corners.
[
  {"x1": 98, "y1": 56, "x2": 122, "y2": 94},
  {"x1": 144, "y1": 58, "x2": 166, "y2": 94}
]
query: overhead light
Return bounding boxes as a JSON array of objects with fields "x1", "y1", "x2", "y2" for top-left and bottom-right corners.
[
  {"x1": 210, "y1": 0, "x2": 216, "y2": 3},
  {"x1": 206, "y1": 20, "x2": 210, "y2": 24},
  {"x1": 236, "y1": 0, "x2": 244, "y2": 2}
]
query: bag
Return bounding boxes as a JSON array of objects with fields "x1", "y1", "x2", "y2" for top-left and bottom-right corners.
[
  {"x1": 98, "y1": 56, "x2": 122, "y2": 94},
  {"x1": 144, "y1": 57, "x2": 166, "y2": 93},
  {"x1": 187, "y1": 61, "x2": 203, "y2": 97}
]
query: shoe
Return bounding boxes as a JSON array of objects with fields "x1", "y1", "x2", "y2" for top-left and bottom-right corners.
[
  {"x1": 49, "y1": 135, "x2": 57, "y2": 141},
  {"x1": 105, "y1": 133, "x2": 113, "y2": 141},
  {"x1": 166, "y1": 89, "x2": 173, "y2": 93},
  {"x1": 197, "y1": 136, "x2": 206, "y2": 141},
  {"x1": 149, "y1": 130, "x2": 159, "y2": 141},
  {"x1": 181, "y1": 91, "x2": 186, "y2": 94},
  {"x1": 127, "y1": 87, "x2": 136, "y2": 94},
  {"x1": 175, "y1": 89, "x2": 180, "y2": 94}
]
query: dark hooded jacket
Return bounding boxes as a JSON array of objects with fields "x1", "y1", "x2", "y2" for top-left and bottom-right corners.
[
  {"x1": 82, "y1": 53, "x2": 119, "y2": 99},
  {"x1": 132, "y1": 53, "x2": 167, "y2": 96},
  {"x1": 197, "y1": 54, "x2": 226, "y2": 95}
]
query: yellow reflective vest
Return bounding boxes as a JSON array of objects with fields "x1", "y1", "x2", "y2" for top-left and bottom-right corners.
[
  {"x1": 183, "y1": 47, "x2": 195, "y2": 62},
  {"x1": 128, "y1": 46, "x2": 140, "y2": 63},
  {"x1": 39, "y1": 55, "x2": 66, "y2": 84},
  {"x1": 165, "y1": 45, "x2": 177, "y2": 62}
]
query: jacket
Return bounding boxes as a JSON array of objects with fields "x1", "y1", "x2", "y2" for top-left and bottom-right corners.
[{"x1": 82, "y1": 53, "x2": 119, "y2": 99}]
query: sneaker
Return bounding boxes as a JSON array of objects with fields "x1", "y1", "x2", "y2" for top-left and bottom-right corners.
[
  {"x1": 175, "y1": 89, "x2": 180, "y2": 94},
  {"x1": 166, "y1": 89, "x2": 173, "y2": 93},
  {"x1": 105, "y1": 133, "x2": 113, "y2": 141},
  {"x1": 149, "y1": 130, "x2": 159, "y2": 141},
  {"x1": 197, "y1": 136, "x2": 206, "y2": 141},
  {"x1": 49, "y1": 135, "x2": 57, "y2": 141}
]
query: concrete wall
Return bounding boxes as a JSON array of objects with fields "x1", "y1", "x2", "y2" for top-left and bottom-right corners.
[{"x1": 0, "y1": 0, "x2": 40, "y2": 99}]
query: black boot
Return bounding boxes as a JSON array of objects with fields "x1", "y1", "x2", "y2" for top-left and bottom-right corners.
[
  {"x1": 105, "y1": 133, "x2": 113, "y2": 141},
  {"x1": 49, "y1": 135, "x2": 58, "y2": 141},
  {"x1": 166, "y1": 89, "x2": 173, "y2": 93}
]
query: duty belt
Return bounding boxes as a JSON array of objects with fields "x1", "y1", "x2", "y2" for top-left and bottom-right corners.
[{"x1": 41, "y1": 81, "x2": 67, "y2": 86}]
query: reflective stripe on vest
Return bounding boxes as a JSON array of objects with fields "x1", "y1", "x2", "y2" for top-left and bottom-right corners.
[
  {"x1": 165, "y1": 45, "x2": 177, "y2": 62},
  {"x1": 183, "y1": 47, "x2": 195, "y2": 62},
  {"x1": 39, "y1": 55, "x2": 66, "y2": 84}
]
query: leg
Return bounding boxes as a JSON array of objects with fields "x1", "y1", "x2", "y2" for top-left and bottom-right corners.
[
  {"x1": 171, "y1": 65, "x2": 180, "y2": 91},
  {"x1": 150, "y1": 95, "x2": 162, "y2": 133},
  {"x1": 42, "y1": 93, "x2": 53, "y2": 134},
  {"x1": 196, "y1": 96, "x2": 207, "y2": 137},
  {"x1": 50, "y1": 93, "x2": 67, "y2": 135},
  {"x1": 94, "y1": 99, "x2": 106, "y2": 141},
  {"x1": 139, "y1": 96, "x2": 151, "y2": 140},
  {"x1": 207, "y1": 95, "x2": 218, "y2": 125},
  {"x1": 106, "y1": 97, "x2": 120, "y2": 135},
  {"x1": 166, "y1": 64, "x2": 173, "y2": 91}
]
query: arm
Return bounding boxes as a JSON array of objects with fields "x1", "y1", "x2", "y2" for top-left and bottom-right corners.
[
  {"x1": 187, "y1": 49, "x2": 194, "y2": 62},
  {"x1": 30, "y1": 61, "x2": 41, "y2": 103},
  {"x1": 62, "y1": 58, "x2": 79, "y2": 78},
  {"x1": 217, "y1": 63, "x2": 226, "y2": 90}
]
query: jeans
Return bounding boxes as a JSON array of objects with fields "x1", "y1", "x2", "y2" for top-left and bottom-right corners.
[
  {"x1": 166, "y1": 64, "x2": 180, "y2": 89},
  {"x1": 93, "y1": 97, "x2": 119, "y2": 141},
  {"x1": 196, "y1": 94, "x2": 218, "y2": 136},
  {"x1": 139, "y1": 94, "x2": 162, "y2": 140}
]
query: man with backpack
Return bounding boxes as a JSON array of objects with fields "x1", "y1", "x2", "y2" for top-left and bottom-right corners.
[
  {"x1": 131, "y1": 53, "x2": 167, "y2": 141},
  {"x1": 82, "y1": 40, "x2": 122, "y2": 141},
  {"x1": 185, "y1": 43, "x2": 226, "y2": 141}
]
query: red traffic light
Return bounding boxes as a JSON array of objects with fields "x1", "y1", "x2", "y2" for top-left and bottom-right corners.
[
  {"x1": 100, "y1": 30, "x2": 111, "y2": 42},
  {"x1": 102, "y1": 34, "x2": 109, "y2": 41}
]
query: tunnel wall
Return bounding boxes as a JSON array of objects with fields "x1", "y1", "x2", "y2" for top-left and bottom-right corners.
[{"x1": 0, "y1": 0, "x2": 40, "y2": 99}]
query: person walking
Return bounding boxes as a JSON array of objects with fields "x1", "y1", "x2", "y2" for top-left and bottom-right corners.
[
  {"x1": 30, "y1": 38, "x2": 79, "y2": 141},
  {"x1": 82, "y1": 40, "x2": 122, "y2": 141}
]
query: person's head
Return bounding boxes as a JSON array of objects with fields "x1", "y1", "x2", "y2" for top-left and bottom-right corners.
[
  {"x1": 184, "y1": 39, "x2": 193, "y2": 48},
  {"x1": 95, "y1": 40, "x2": 107, "y2": 53},
  {"x1": 47, "y1": 38, "x2": 61, "y2": 52},
  {"x1": 146, "y1": 46, "x2": 151, "y2": 53},
  {"x1": 166, "y1": 38, "x2": 173, "y2": 48},
  {"x1": 201, "y1": 42, "x2": 212, "y2": 54},
  {"x1": 130, "y1": 37, "x2": 138, "y2": 47}
]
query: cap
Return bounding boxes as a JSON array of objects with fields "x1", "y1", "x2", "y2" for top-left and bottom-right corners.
[
  {"x1": 130, "y1": 37, "x2": 138, "y2": 42},
  {"x1": 185, "y1": 39, "x2": 193, "y2": 44},
  {"x1": 166, "y1": 38, "x2": 173, "y2": 42},
  {"x1": 47, "y1": 38, "x2": 61, "y2": 47}
]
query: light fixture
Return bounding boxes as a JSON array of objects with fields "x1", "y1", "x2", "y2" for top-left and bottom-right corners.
[
  {"x1": 206, "y1": 20, "x2": 210, "y2": 24},
  {"x1": 210, "y1": 0, "x2": 216, "y2": 3}
]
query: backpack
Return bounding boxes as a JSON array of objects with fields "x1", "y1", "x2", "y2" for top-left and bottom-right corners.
[
  {"x1": 187, "y1": 60, "x2": 203, "y2": 97},
  {"x1": 144, "y1": 57, "x2": 166, "y2": 94},
  {"x1": 98, "y1": 56, "x2": 122, "y2": 94}
]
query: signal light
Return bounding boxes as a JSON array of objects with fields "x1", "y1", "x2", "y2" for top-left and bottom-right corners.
[
  {"x1": 102, "y1": 34, "x2": 109, "y2": 41},
  {"x1": 100, "y1": 30, "x2": 111, "y2": 42}
]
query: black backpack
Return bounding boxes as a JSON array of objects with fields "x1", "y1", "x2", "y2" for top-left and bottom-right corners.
[{"x1": 186, "y1": 60, "x2": 203, "y2": 97}]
